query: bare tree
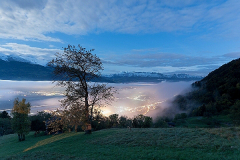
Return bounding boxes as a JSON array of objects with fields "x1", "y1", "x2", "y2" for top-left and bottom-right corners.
[{"x1": 48, "y1": 44, "x2": 115, "y2": 134}]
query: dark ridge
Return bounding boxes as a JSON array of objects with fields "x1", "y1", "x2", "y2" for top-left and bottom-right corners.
[
  {"x1": 0, "y1": 59, "x2": 54, "y2": 81},
  {"x1": 174, "y1": 58, "x2": 240, "y2": 117}
]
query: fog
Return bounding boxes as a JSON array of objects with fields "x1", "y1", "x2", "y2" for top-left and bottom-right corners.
[
  {"x1": 0, "y1": 80, "x2": 193, "y2": 117},
  {"x1": 0, "y1": 80, "x2": 64, "y2": 114}
]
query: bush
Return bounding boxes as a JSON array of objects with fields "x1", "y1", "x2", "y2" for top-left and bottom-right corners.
[
  {"x1": 174, "y1": 113, "x2": 187, "y2": 121},
  {"x1": 0, "y1": 118, "x2": 14, "y2": 135},
  {"x1": 230, "y1": 100, "x2": 240, "y2": 124},
  {"x1": 154, "y1": 117, "x2": 168, "y2": 128},
  {"x1": 143, "y1": 116, "x2": 153, "y2": 128}
]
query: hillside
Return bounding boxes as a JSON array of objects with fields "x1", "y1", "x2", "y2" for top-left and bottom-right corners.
[
  {"x1": 1, "y1": 128, "x2": 240, "y2": 159},
  {"x1": 0, "y1": 59, "x2": 54, "y2": 80},
  {"x1": 173, "y1": 58, "x2": 240, "y2": 119}
]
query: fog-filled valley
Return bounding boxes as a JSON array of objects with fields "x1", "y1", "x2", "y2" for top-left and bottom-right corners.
[
  {"x1": 0, "y1": 80, "x2": 193, "y2": 118},
  {"x1": 1, "y1": 1, "x2": 240, "y2": 159}
]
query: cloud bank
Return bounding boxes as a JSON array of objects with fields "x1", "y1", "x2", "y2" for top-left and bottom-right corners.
[
  {"x1": 0, "y1": 0, "x2": 239, "y2": 41},
  {"x1": 0, "y1": 43, "x2": 238, "y2": 75},
  {"x1": 0, "y1": 43, "x2": 61, "y2": 65}
]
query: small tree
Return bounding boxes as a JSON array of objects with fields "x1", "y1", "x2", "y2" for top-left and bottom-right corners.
[
  {"x1": 0, "y1": 117, "x2": 13, "y2": 136},
  {"x1": 91, "y1": 111, "x2": 107, "y2": 130},
  {"x1": 11, "y1": 98, "x2": 31, "y2": 141},
  {"x1": 109, "y1": 114, "x2": 119, "y2": 127},
  {"x1": 143, "y1": 116, "x2": 153, "y2": 128},
  {"x1": 45, "y1": 116, "x2": 63, "y2": 135},
  {"x1": 154, "y1": 117, "x2": 168, "y2": 128},
  {"x1": 119, "y1": 116, "x2": 128, "y2": 128},
  {"x1": 230, "y1": 100, "x2": 240, "y2": 124},
  {"x1": 48, "y1": 45, "x2": 115, "y2": 134},
  {"x1": 132, "y1": 114, "x2": 145, "y2": 128},
  {"x1": 61, "y1": 104, "x2": 85, "y2": 132},
  {"x1": 0, "y1": 111, "x2": 11, "y2": 119},
  {"x1": 30, "y1": 111, "x2": 51, "y2": 135}
]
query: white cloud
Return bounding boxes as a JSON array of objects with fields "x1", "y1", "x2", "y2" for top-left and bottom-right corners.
[
  {"x1": 103, "y1": 51, "x2": 226, "y2": 67},
  {"x1": 103, "y1": 62, "x2": 214, "y2": 76},
  {"x1": 0, "y1": 43, "x2": 61, "y2": 65},
  {"x1": 101, "y1": 48, "x2": 235, "y2": 75},
  {"x1": 0, "y1": 0, "x2": 239, "y2": 41},
  {"x1": 0, "y1": 42, "x2": 236, "y2": 76}
]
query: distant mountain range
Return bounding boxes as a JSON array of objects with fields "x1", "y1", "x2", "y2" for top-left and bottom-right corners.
[
  {"x1": 0, "y1": 55, "x2": 202, "y2": 82},
  {"x1": 105, "y1": 72, "x2": 202, "y2": 83}
]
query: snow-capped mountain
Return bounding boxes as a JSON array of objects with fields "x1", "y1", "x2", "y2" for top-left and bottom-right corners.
[
  {"x1": 0, "y1": 53, "x2": 31, "y2": 63},
  {"x1": 105, "y1": 72, "x2": 203, "y2": 79},
  {"x1": 107, "y1": 72, "x2": 164, "y2": 78},
  {"x1": 0, "y1": 52, "x2": 48, "y2": 66}
]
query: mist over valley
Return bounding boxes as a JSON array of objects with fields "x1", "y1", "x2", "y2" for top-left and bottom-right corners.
[
  {"x1": 0, "y1": 80, "x2": 193, "y2": 119},
  {"x1": 0, "y1": 58, "x2": 201, "y2": 118},
  {"x1": 1, "y1": 1, "x2": 240, "y2": 159}
]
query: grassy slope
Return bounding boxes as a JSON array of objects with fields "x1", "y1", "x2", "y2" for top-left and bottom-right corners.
[
  {"x1": 174, "y1": 115, "x2": 233, "y2": 128},
  {"x1": 1, "y1": 128, "x2": 240, "y2": 160}
]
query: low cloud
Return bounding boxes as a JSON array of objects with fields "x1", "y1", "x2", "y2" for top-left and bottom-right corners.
[
  {"x1": 102, "y1": 50, "x2": 231, "y2": 75},
  {"x1": 0, "y1": 43, "x2": 61, "y2": 65},
  {"x1": 0, "y1": 42, "x2": 236, "y2": 76},
  {"x1": 223, "y1": 52, "x2": 240, "y2": 58}
]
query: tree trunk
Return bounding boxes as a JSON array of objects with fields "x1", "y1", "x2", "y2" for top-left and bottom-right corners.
[
  {"x1": 18, "y1": 134, "x2": 21, "y2": 141},
  {"x1": 18, "y1": 133, "x2": 25, "y2": 141},
  {"x1": 84, "y1": 95, "x2": 92, "y2": 134},
  {"x1": 23, "y1": 134, "x2": 25, "y2": 141},
  {"x1": 75, "y1": 125, "x2": 78, "y2": 132},
  {"x1": 90, "y1": 105, "x2": 93, "y2": 124}
]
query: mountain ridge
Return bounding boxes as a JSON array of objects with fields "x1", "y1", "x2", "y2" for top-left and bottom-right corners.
[
  {"x1": 0, "y1": 57, "x2": 202, "y2": 82},
  {"x1": 173, "y1": 58, "x2": 240, "y2": 119}
]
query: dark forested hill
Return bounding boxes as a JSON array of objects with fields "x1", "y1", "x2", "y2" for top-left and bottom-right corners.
[
  {"x1": 173, "y1": 58, "x2": 240, "y2": 119},
  {"x1": 199, "y1": 58, "x2": 240, "y2": 95}
]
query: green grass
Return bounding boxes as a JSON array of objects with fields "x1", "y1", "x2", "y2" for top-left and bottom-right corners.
[
  {"x1": 1, "y1": 127, "x2": 240, "y2": 160},
  {"x1": 175, "y1": 115, "x2": 234, "y2": 128}
]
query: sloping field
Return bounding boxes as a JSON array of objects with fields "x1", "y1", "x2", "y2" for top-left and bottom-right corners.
[{"x1": 1, "y1": 128, "x2": 240, "y2": 160}]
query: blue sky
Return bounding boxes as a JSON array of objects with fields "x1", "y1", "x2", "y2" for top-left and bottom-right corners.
[{"x1": 0, "y1": 0, "x2": 240, "y2": 75}]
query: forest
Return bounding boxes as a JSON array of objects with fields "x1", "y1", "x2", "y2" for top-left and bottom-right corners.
[{"x1": 172, "y1": 58, "x2": 240, "y2": 123}]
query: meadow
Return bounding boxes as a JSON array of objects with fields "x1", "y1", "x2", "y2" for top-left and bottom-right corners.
[{"x1": 1, "y1": 127, "x2": 240, "y2": 160}]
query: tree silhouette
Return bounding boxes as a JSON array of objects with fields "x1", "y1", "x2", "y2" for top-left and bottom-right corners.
[
  {"x1": 0, "y1": 111, "x2": 10, "y2": 119},
  {"x1": 48, "y1": 45, "x2": 115, "y2": 134}
]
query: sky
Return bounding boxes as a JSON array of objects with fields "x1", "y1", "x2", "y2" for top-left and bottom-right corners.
[{"x1": 0, "y1": 0, "x2": 240, "y2": 76}]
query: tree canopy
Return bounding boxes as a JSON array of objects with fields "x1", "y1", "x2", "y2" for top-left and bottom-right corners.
[
  {"x1": 48, "y1": 45, "x2": 115, "y2": 133},
  {"x1": 11, "y1": 98, "x2": 31, "y2": 141}
]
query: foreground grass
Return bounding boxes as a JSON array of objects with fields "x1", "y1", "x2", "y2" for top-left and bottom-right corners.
[
  {"x1": 1, "y1": 127, "x2": 240, "y2": 160},
  {"x1": 175, "y1": 115, "x2": 234, "y2": 128}
]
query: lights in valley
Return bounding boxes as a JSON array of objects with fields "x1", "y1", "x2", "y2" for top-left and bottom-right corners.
[
  {"x1": 113, "y1": 92, "x2": 166, "y2": 115},
  {"x1": 31, "y1": 91, "x2": 64, "y2": 96}
]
